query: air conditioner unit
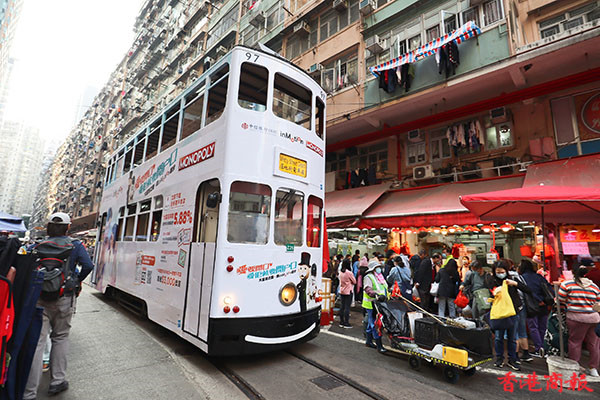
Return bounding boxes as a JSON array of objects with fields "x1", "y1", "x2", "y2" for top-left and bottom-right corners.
[
  {"x1": 413, "y1": 165, "x2": 434, "y2": 180},
  {"x1": 365, "y1": 35, "x2": 384, "y2": 54},
  {"x1": 293, "y1": 21, "x2": 310, "y2": 36},
  {"x1": 359, "y1": 0, "x2": 375, "y2": 16},
  {"x1": 333, "y1": 0, "x2": 348, "y2": 11},
  {"x1": 249, "y1": 11, "x2": 265, "y2": 28},
  {"x1": 307, "y1": 63, "x2": 323, "y2": 75},
  {"x1": 407, "y1": 129, "x2": 424, "y2": 142},
  {"x1": 490, "y1": 107, "x2": 509, "y2": 124},
  {"x1": 215, "y1": 46, "x2": 227, "y2": 57}
]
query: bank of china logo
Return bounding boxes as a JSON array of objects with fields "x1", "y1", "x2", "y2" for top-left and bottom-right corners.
[{"x1": 241, "y1": 122, "x2": 248, "y2": 129}]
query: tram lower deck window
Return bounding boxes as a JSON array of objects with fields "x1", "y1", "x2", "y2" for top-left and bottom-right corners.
[
  {"x1": 227, "y1": 181, "x2": 271, "y2": 244},
  {"x1": 307, "y1": 196, "x2": 323, "y2": 247},
  {"x1": 273, "y1": 73, "x2": 312, "y2": 130},
  {"x1": 274, "y1": 189, "x2": 304, "y2": 246}
]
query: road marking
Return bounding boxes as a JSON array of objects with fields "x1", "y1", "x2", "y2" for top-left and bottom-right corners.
[{"x1": 322, "y1": 328, "x2": 366, "y2": 344}]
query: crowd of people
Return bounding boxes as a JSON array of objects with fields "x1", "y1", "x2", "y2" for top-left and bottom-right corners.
[{"x1": 326, "y1": 244, "x2": 600, "y2": 377}]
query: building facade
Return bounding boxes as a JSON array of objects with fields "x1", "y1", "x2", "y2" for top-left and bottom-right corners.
[
  {"x1": 0, "y1": 0, "x2": 23, "y2": 124},
  {"x1": 37, "y1": 0, "x2": 600, "y2": 239}
]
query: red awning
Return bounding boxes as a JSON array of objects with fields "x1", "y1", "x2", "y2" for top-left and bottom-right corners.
[
  {"x1": 523, "y1": 154, "x2": 600, "y2": 188},
  {"x1": 459, "y1": 186, "x2": 600, "y2": 224},
  {"x1": 361, "y1": 176, "x2": 524, "y2": 227},
  {"x1": 325, "y1": 183, "x2": 390, "y2": 219}
]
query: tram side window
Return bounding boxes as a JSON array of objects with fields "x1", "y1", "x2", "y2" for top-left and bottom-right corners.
[
  {"x1": 123, "y1": 142, "x2": 133, "y2": 173},
  {"x1": 105, "y1": 164, "x2": 112, "y2": 185},
  {"x1": 136, "y1": 200, "x2": 151, "y2": 241},
  {"x1": 161, "y1": 106, "x2": 179, "y2": 152},
  {"x1": 316, "y1": 98, "x2": 324, "y2": 139},
  {"x1": 181, "y1": 85, "x2": 204, "y2": 140},
  {"x1": 115, "y1": 152, "x2": 124, "y2": 179},
  {"x1": 307, "y1": 196, "x2": 323, "y2": 247},
  {"x1": 146, "y1": 121, "x2": 160, "y2": 160},
  {"x1": 273, "y1": 73, "x2": 312, "y2": 130},
  {"x1": 151, "y1": 195, "x2": 163, "y2": 242},
  {"x1": 206, "y1": 64, "x2": 229, "y2": 126},
  {"x1": 117, "y1": 206, "x2": 125, "y2": 241},
  {"x1": 274, "y1": 188, "x2": 304, "y2": 246},
  {"x1": 238, "y1": 62, "x2": 268, "y2": 111},
  {"x1": 124, "y1": 204, "x2": 137, "y2": 241},
  {"x1": 133, "y1": 133, "x2": 146, "y2": 167},
  {"x1": 227, "y1": 181, "x2": 271, "y2": 244}
]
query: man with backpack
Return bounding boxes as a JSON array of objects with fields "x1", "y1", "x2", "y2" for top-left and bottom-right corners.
[{"x1": 23, "y1": 213, "x2": 94, "y2": 399}]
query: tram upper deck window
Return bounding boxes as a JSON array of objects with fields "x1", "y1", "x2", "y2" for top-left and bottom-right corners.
[
  {"x1": 123, "y1": 204, "x2": 137, "y2": 242},
  {"x1": 307, "y1": 196, "x2": 323, "y2": 247},
  {"x1": 133, "y1": 132, "x2": 146, "y2": 167},
  {"x1": 315, "y1": 98, "x2": 324, "y2": 139},
  {"x1": 115, "y1": 151, "x2": 124, "y2": 179},
  {"x1": 238, "y1": 62, "x2": 268, "y2": 111},
  {"x1": 161, "y1": 106, "x2": 179, "y2": 152},
  {"x1": 146, "y1": 121, "x2": 161, "y2": 160},
  {"x1": 206, "y1": 64, "x2": 229, "y2": 126},
  {"x1": 273, "y1": 73, "x2": 311, "y2": 130},
  {"x1": 274, "y1": 188, "x2": 304, "y2": 246},
  {"x1": 227, "y1": 181, "x2": 271, "y2": 244},
  {"x1": 123, "y1": 142, "x2": 133, "y2": 173},
  {"x1": 181, "y1": 84, "x2": 205, "y2": 140}
]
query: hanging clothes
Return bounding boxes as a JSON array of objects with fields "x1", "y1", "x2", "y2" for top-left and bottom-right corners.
[
  {"x1": 475, "y1": 120, "x2": 485, "y2": 146},
  {"x1": 400, "y1": 64, "x2": 414, "y2": 92},
  {"x1": 358, "y1": 168, "x2": 368, "y2": 186},
  {"x1": 448, "y1": 41, "x2": 460, "y2": 76},
  {"x1": 387, "y1": 69, "x2": 397, "y2": 93},
  {"x1": 350, "y1": 170, "x2": 360, "y2": 188},
  {"x1": 368, "y1": 166, "x2": 377, "y2": 185},
  {"x1": 378, "y1": 71, "x2": 387, "y2": 92},
  {"x1": 457, "y1": 124, "x2": 466, "y2": 147}
]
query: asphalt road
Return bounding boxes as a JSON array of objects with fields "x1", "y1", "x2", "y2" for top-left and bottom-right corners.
[{"x1": 31, "y1": 288, "x2": 599, "y2": 399}]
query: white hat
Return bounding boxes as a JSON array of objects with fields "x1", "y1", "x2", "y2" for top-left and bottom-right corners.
[
  {"x1": 49, "y1": 212, "x2": 71, "y2": 225},
  {"x1": 366, "y1": 260, "x2": 382, "y2": 273}
]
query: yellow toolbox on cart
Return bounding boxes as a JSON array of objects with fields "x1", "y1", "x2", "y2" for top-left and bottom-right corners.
[{"x1": 442, "y1": 346, "x2": 469, "y2": 367}]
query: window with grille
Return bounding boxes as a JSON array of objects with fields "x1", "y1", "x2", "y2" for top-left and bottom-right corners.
[{"x1": 538, "y1": 1, "x2": 600, "y2": 39}]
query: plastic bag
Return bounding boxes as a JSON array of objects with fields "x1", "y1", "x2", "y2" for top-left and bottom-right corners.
[
  {"x1": 430, "y1": 282, "x2": 439, "y2": 296},
  {"x1": 490, "y1": 281, "x2": 516, "y2": 320},
  {"x1": 412, "y1": 284, "x2": 420, "y2": 302},
  {"x1": 454, "y1": 290, "x2": 469, "y2": 309}
]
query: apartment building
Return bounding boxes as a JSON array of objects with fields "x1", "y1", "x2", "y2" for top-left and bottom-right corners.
[
  {"x1": 37, "y1": 0, "x2": 600, "y2": 238},
  {"x1": 0, "y1": 0, "x2": 23, "y2": 124}
]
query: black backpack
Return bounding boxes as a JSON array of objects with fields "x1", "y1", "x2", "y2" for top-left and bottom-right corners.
[{"x1": 34, "y1": 237, "x2": 76, "y2": 301}]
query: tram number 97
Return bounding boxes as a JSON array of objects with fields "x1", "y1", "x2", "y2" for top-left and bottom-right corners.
[{"x1": 245, "y1": 52, "x2": 259, "y2": 63}]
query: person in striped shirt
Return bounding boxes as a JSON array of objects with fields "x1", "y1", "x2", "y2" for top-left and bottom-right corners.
[{"x1": 558, "y1": 261, "x2": 600, "y2": 377}]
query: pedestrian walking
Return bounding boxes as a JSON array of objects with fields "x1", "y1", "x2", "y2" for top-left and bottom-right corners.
[
  {"x1": 339, "y1": 259, "x2": 356, "y2": 328},
  {"x1": 362, "y1": 260, "x2": 388, "y2": 353},
  {"x1": 435, "y1": 257, "x2": 460, "y2": 318},
  {"x1": 519, "y1": 258, "x2": 552, "y2": 360},
  {"x1": 23, "y1": 213, "x2": 94, "y2": 399},
  {"x1": 409, "y1": 249, "x2": 426, "y2": 279},
  {"x1": 558, "y1": 261, "x2": 600, "y2": 377},
  {"x1": 414, "y1": 253, "x2": 441, "y2": 312}
]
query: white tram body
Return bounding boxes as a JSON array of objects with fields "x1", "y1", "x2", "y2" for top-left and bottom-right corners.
[{"x1": 93, "y1": 46, "x2": 326, "y2": 355}]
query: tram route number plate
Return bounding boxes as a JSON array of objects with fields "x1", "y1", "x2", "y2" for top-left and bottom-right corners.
[
  {"x1": 286, "y1": 244, "x2": 294, "y2": 252},
  {"x1": 279, "y1": 153, "x2": 307, "y2": 178}
]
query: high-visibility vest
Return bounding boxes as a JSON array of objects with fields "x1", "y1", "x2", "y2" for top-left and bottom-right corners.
[{"x1": 362, "y1": 274, "x2": 388, "y2": 310}]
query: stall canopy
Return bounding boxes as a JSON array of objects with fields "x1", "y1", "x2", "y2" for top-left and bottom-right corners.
[
  {"x1": 369, "y1": 20, "x2": 481, "y2": 76},
  {"x1": 459, "y1": 186, "x2": 600, "y2": 224},
  {"x1": 523, "y1": 154, "x2": 600, "y2": 188},
  {"x1": 325, "y1": 183, "x2": 390, "y2": 220},
  {"x1": 361, "y1": 175, "x2": 524, "y2": 228},
  {"x1": 0, "y1": 212, "x2": 27, "y2": 232}
]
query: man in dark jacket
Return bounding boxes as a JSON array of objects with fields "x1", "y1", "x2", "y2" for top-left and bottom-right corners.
[
  {"x1": 415, "y1": 253, "x2": 441, "y2": 312},
  {"x1": 24, "y1": 213, "x2": 94, "y2": 399},
  {"x1": 409, "y1": 249, "x2": 426, "y2": 278}
]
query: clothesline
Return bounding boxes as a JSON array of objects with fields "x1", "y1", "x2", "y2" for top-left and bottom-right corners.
[{"x1": 369, "y1": 20, "x2": 481, "y2": 77}]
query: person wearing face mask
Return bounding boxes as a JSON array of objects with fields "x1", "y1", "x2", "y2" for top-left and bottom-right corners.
[
  {"x1": 558, "y1": 261, "x2": 600, "y2": 377},
  {"x1": 460, "y1": 261, "x2": 493, "y2": 319},
  {"x1": 491, "y1": 260, "x2": 531, "y2": 371},
  {"x1": 415, "y1": 253, "x2": 441, "y2": 312},
  {"x1": 362, "y1": 260, "x2": 389, "y2": 353}
]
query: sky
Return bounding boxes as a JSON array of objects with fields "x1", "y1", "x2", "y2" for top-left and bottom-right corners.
[{"x1": 5, "y1": 0, "x2": 145, "y2": 143}]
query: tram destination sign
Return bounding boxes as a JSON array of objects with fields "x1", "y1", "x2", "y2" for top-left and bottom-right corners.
[{"x1": 279, "y1": 153, "x2": 307, "y2": 178}]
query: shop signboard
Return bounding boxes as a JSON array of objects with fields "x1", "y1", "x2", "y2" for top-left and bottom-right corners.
[
  {"x1": 575, "y1": 90, "x2": 600, "y2": 139},
  {"x1": 486, "y1": 253, "x2": 497, "y2": 264},
  {"x1": 560, "y1": 225, "x2": 599, "y2": 256},
  {"x1": 562, "y1": 241, "x2": 590, "y2": 256}
]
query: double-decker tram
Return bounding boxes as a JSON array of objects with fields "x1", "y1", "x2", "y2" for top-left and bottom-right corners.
[{"x1": 92, "y1": 46, "x2": 326, "y2": 355}]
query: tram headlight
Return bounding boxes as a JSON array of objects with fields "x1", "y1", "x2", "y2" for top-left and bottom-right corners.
[
  {"x1": 279, "y1": 283, "x2": 297, "y2": 306},
  {"x1": 223, "y1": 296, "x2": 232, "y2": 305}
]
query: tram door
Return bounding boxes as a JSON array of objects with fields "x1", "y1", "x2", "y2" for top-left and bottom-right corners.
[{"x1": 183, "y1": 179, "x2": 220, "y2": 340}]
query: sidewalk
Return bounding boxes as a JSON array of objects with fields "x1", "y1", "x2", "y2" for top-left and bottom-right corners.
[{"x1": 329, "y1": 303, "x2": 600, "y2": 383}]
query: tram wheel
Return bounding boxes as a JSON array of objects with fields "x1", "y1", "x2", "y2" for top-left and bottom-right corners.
[
  {"x1": 464, "y1": 367, "x2": 476, "y2": 376},
  {"x1": 408, "y1": 356, "x2": 421, "y2": 371},
  {"x1": 443, "y1": 366, "x2": 460, "y2": 384}
]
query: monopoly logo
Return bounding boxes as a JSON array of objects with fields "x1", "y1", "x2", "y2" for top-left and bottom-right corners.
[
  {"x1": 179, "y1": 142, "x2": 215, "y2": 171},
  {"x1": 306, "y1": 141, "x2": 323, "y2": 157}
]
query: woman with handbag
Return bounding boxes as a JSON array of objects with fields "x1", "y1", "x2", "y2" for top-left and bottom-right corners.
[
  {"x1": 490, "y1": 260, "x2": 531, "y2": 371},
  {"x1": 519, "y1": 259, "x2": 553, "y2": 359},
  {"x1": 558, "y1": 262, "x2": 600, "y2": 377}
]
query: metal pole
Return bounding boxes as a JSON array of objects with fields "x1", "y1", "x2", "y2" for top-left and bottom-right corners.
[
  {"x1": 541, "y1": 205, "x2": 546, "y2": 264},
  {"x1": 555, "y1": 283, "x2": 565, "y2": 359}
]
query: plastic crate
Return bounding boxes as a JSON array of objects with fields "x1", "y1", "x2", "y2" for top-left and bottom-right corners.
[{"x1": 414, "y1": 317, "x2": 438, "y2": 350}]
